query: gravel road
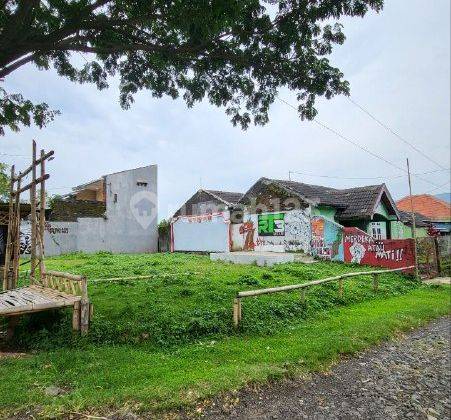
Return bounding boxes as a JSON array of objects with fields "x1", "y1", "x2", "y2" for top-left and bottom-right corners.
[{"x1": 199, "y1": 317, "x2": 450, "y2": 419}]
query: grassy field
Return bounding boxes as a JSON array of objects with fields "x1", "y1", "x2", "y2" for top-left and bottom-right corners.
[{"x1": 0, "y1": 253, "x2": 449, "y2": 417}]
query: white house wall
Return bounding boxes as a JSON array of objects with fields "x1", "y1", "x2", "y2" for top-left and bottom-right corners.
[
  {"x1": 20, "y1": 165, "x2": 158, "y2": 257},
  {"x1": 231, "y1": 209, "x2": 312, "y2": 253},
  {"x1": 172, "y1": 213, "x2": 230, "y2": 252}
]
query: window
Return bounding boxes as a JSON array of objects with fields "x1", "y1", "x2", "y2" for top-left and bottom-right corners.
[
  {"x1": 113, "y1": 193, "x2": 118, "y2": 203},
  {"x1": 137, "y1": 181, "x2": 148, "y2": 187},
  {"x1": 369, "y1": 222, "x2": 386, "y2": 240}
]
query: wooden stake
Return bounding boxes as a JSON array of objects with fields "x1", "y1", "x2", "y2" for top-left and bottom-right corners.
[
  {"x1": 300, "y1": 288, "x2": 306, "y2": 304},
  {"x1": 233, "y1": 298, "x2": 242, "y2": 327},
  {"x1": 80, "y1": 299, "x2": 90, "y2": 335},
  {"x1": 72, "y1": 301, "x2": 80, "y2": 331},
  {"x1": 338, "y1": 279, "x2": 343, "y2": 298},
  {"x1": 372, "y1": 273, "x2": 379, "y2": 291}
]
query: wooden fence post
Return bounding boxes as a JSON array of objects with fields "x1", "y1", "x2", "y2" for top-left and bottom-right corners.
[
  {"x1": 80, "y1": 300, "x2": 90, "y2": 335},
  {"x1": 372, "y1": 274, "x2": 379, "y2": 292},
  {"x1": 233, "y1": 297, "x2": 242, "y2": 328},
  {"x1": 72, "y1": 301, "x2": 80, "y2": 331},
  {"x1": 300, "y1": 288, "x2": 306, "y2": 304}
]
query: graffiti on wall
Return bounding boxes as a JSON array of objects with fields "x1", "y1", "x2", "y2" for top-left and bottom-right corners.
[
  {"x1": 343, "y1": 227, "x2": 415, "y2": 271},
  {"x1": 239, "y1": 220, "x2": 256, "y2": 251},
  {"x1": 310, "y1": 216, "x2": 343, "y2": 261},
  {"x1": 20, "y1": 223, "x2": 32, "y2": 255},
  {"x1": 284, "y1": 209, "x2": 311, "y2": 252},
  {"x1": 258, "y1": 213, "x2": 285, "y2": 236},
  {"x1": 231, "y1": 209, "x2": 311, "y2": 253}
]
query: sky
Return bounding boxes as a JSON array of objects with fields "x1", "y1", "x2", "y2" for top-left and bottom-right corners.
[{"x1": 1, "y1": 0, "x2": 450, "y2": 220}]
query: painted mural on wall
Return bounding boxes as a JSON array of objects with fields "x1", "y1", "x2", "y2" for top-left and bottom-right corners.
[
  {"x1": 231, "y1": 209, "x2": 311, "y2": 253},
  {"x1": 19, "y1": 222, "x2": 32, "y2": 255},
  {"x1": 239, "y1": 220, "x2": 256, "y2": 251},
  {"x1": 343, "y1": 227, "x2": 415, "y2": 271},
  {"x1": 310, "y1": 216, "x2": 344, "y2": 261},
  {"x1": 258, "y1": 213, "x2": 285, "y2": 236}
]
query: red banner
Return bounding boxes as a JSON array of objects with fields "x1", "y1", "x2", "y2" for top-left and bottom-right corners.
[{"x1": 343, "y1": 227, "x2": 415, "y2": 272}]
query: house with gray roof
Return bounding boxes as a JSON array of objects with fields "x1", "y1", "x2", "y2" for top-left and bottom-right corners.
[
  {"x1": 170, "y1": 178, "x2": 403, "y2": 255},
  {"x1": 171, "y1": 189, "x2": 243, "y2": 252},
  {"x1": 226, "y1": 177, "x2": 401, "y2": 254}
]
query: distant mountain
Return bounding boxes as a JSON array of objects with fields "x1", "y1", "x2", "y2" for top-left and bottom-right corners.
[{"x1": 435, "y1": 192, "x2": 451, "y2": 203}]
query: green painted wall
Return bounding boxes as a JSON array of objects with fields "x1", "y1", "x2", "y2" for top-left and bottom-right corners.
[
  {"x1": 390, "y1": 221, "x2": 428, "y2": 239},
  {"x1": 374, "y1": 202, "x2": 397, "y2": 220},
  {"x1": 311, "y1": 205, "x2": 337, "y2": 220}
]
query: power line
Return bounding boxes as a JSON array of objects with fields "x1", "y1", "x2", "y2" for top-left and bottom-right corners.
[
  {"x1": 422, "y1": 181, "x2": 450, "y2": 195},
  {"x1": 277, "y1": 97, "x2": 442, "y2": 188},
  {"x1": 0, "y1": 153, "x2": 29, "y2": 158},
  {"x1": 347, "y1": 96, "x2": 447, "y2": 170},
  {"x1": 288, "y1": 168, "x2": 449, "y2": 182}
]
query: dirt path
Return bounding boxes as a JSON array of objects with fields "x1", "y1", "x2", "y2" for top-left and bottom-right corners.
[{"x1": 199, "y1": 317, "x2": 450, "y2": 419}]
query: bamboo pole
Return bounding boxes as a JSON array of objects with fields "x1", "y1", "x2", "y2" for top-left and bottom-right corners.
[
  {"x1": 338, "y1": 278, "x2": 343, "y2": 298},
  {"x1": 3, "y1": 165, "x2": 15, "y2": 290},
  {"x1": 233, "y1": 265, "x2": 415, "y2": 327},
  {"x1": 237, "y1": 266, "x2": 415, "y2": 298},
  {"x1": 372, "y1": 273, "x2": 379, "y2": 291},
  {"x1": 11, "y1": 175, "x2": 21, "y2": 289},
  {"x1": 39, "y1": 148, "x2": 46, "y2": 280},
  {"x1": 12, "y1": 150, "x2": 54, "y2": 181},
  {"x1": 233, "y1": 298, "x2": 241, "y2": 328},
  {"x1": 300, "y1": 288, "x2": 306, "y2": 304},
  {"x1": 30, "y1": 140, "x2": 37, "y2": 282}
]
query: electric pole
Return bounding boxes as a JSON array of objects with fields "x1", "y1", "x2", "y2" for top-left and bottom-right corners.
[{"x1": 406, "y1": 158, "x2": 419, "y2": 279}]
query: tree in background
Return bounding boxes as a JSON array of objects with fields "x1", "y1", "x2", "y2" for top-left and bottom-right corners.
[
  {"x1": 0, "y1": 0, "x2": 383, "y2": 135},
  {"x1": 0, "y1": 162, "x2": 10, "y2": 201}
]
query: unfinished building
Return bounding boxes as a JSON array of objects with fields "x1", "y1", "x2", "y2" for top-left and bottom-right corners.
[{"x1": 20, "y1": 165, "x2": 158, "y2": 256}]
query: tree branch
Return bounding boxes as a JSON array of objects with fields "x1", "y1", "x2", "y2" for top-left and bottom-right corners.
[{"x1": 0, "y1": 53, "x2": 37, "y2": 78}]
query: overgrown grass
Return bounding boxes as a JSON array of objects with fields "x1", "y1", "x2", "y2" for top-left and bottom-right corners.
[
  {"x1": 1, "y1": 288, "x2": 449, "y2": 418},
  {"x1": 8, "y1": 252, "x2": 421, "y2": 350}
]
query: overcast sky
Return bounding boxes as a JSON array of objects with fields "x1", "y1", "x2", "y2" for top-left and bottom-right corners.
[{"x1": 2, "y1": 0, "x2": 450, "y2": 220}]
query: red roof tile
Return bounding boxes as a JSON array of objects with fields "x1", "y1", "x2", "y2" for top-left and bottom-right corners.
[{"x1": 396, "y1": 195, "x2": 451, "y2": 221}]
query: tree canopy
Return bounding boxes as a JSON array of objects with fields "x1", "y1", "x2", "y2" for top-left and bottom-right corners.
[
  {"x1": 0, "y1": 0, "x2": 383, "y2": 134},
  {"x1": 0, "y1": 162, "x2": 10, "y2": 200}
]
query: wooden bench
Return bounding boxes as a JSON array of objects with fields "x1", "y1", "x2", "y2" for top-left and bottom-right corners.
[{"x1": 0, "y1": 270, "x2": 91, "y2": 334}]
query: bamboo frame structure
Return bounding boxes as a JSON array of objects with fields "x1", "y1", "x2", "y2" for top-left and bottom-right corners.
[
  {"x1": 2, "y1": 141, "x2": 52, "y2": 290},
  {"x1": 1, "y1": 142, "x2": 91, "y2": 335}
]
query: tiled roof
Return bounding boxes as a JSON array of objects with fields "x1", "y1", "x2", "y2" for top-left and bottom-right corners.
[
  {"x1": 396, "y1": 195, "x2": 451, "y2": 221},
  {"x1": 205, "y1": 190, "x2": 243, "y2": 205},
  {"x1": 241, "y1": 178, "x2": 398, "y2": 220}
]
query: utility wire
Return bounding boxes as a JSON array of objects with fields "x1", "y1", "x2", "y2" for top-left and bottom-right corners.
[
  {"x1": 277, "y1": 97, "x2": 442, "y2": 188},
  {"x1": 347, "y1": 96, "x2": 447, "y2": 170},
  {"x1": 0, "y1": 152, "x2": 29, "y2": 158},
  {"x1": 288, "y1": 168, "x2": 449, "y2": 182},
  {"x1": 422, "y1": 181, "x2": 450, "y2": 195}
]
